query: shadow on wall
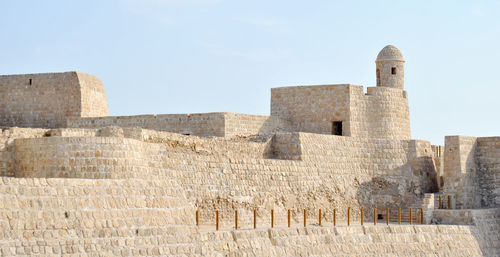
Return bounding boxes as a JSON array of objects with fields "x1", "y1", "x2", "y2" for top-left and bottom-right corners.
[{"x1": 355, "y1": 156, "x2": 439, "y2": 220}]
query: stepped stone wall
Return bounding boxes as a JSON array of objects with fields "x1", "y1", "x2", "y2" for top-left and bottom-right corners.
[
  {"x1": 0, "y1": 72, "x2": 108, "y2": 129},
  {"x1": 8, "y1": 127, "x2": 438, "y2": 228},
  {"x1": 270, "y1": 84, "x2": 410, "y2": 139}
]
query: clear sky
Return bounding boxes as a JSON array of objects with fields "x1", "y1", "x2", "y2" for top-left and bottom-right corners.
[{"x1": 1, "y1": 1, "x2": 499, "y2": 145}]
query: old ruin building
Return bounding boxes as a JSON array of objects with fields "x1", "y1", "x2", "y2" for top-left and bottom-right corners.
[{"x1": 0, "y1": 45, "x2": 499, "y2": 256}]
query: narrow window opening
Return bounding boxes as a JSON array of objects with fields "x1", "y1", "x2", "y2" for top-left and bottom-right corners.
[
  {"x1": 183, "y1": 133, "x2": 191, "y2": 136},
  {"x1": 391, "y1": 67, "x2": 396, "y2": 75},
  {"x1": 331, "y1": 121, "x2": 343, "y2": 136},
  {"x1": 376, "y1": 69, "x2": 380, "y2": 86},
  {"x1": 29, "y1": 78, "x2": 32, "y2": 85},
  {"x1": 377, "y1": 214, "x2": 383, "y2": 220},
  {"x1": 64, "y1": 212, "x2": 69, "y2": 218}
]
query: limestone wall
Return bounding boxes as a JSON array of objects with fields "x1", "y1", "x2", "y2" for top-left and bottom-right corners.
[
  {"x1": 270, "y1": 84, "x2": 410, "y2": 139},
  {"x1": 68, "y1": 113, "x2": 291, "y2": 138},
  {"x1": 271, "y1": 84, "x2": 351, "y2": 135},
  {"x1": 0, "y1": 128, "x2": 49, "y2": 177},
  {"x1": 350, "y1": 86, "x2": 411, "y2": 139},
  {"x1": 224, "y1": 113, "x2": 292, "y2": 138},
  {"x1": 432, "y1": 208, "x2": 500, "y2": 256},
  {"x1": 0, "y1": 176, "x2": 496, "y2": 257},
  {"x1": 0, "y1": 177, "x2": 197, "y2": 256},
  {"x1": 11, "y1": 128, "x2": 437, "y2": 228},
  {"x1": 0, "y1": 72, "x2": 108, "y2": 128},
  {"x1": 67, "y1": 113, "x2": 227, "y2": 137},
  {"x1": 476, "y1": 137, "x2": 500, "y2": 208},
  {"x1": 443, "y1": 136, "x2": 480, "y2": 209}
]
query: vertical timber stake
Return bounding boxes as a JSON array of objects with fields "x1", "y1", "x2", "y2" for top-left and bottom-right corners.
[
  {"x1": 447, "y1": 195, "x2": 451, "y2": 209},
  {"x1": 409, "y1": 208, "x2": 413, "y2": 225},
  {"x1": 398, "y1": 208, "x2": 401, "y2": 225},
  {"x1": 319, "y1": 209, "x2": 322, "y2": 226},
  {"x1": 253, "y1": 209, "x2": 257, "y2": 229},
  {"x1": 303, "y1": 209, "x2": 307, "y2": 227},
  {"x1": 288, "y1": 210, "x2": 291, "y2": 228},
  {"x1": 216, "y1": 210, "x2": 219, "y2": 231},
  {"x1": 235, "y1": 210, "x2": 238, "y2": 230},
  {"x1": 374, "y1": 208, "x2": 377, "y2": 226},
  {"x1": 360, "y1": 208, "x2": 364, "y2": 225},
  {"x1": 439, "y1": 196, "x2": 442, "y2": 209},
  {"x1": 196, "y1": 210, "x2": 199, "y2": 227},
  {"x1": 386, "y1": 208, "x2": 389, "y2": 225}
]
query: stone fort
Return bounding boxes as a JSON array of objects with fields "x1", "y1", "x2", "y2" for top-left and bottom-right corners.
[{"x1": 0, "y1": 45, "x2": 498, "y2": 256}]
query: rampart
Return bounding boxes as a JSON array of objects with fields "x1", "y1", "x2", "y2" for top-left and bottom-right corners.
[
  {"x1": 0, "y1": 72, "x2": 109, "y2": 128},
  {"x1": 4, "y1": 127, "x2": 438, "y2": 228}
]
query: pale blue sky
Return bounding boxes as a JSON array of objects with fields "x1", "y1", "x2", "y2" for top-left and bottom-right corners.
[{"x1": 1, "y1": 0, "x2": 499, "y2": 144}]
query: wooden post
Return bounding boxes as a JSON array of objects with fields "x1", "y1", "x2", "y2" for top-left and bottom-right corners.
[
  {"x1": 288, "y1": 210, "x2": 291, "y2": 227},
  {"x1": 333, "y1": 209, "x2": 336, "y2": 226},
  {"x1": 420, "y1": 208, "x2": 424, "y2": 224},
  {"x1": 235, "y1": 210, "x2": 238, "y2": 230},
  {"x1": 360, "y1": 208, "x2": 364, "y2": 225},
  {"x1": 319, "y1": 209, "x2": 322, "y2": 226},
  {"x1": 303, "y1": 209, "x2": 307, "y2": 227},
  {"x1": 386, "y1": 208, "x2": 389, "y2": 225},
  {"x1": 196, "y1": 210, "x2": 199, "y2": 227},
  {"x1": 439, "y1": 195, "x2": 442, "y2": 209},
  {"x1": 347, "y1": 207, "x2": 351, "y2": 226},
  {"x1": 398, "y1": 208, "x2": 401, "y2": 225},
  {"x1": 216, "y1": 210, "x2": 219, "y2": 231},
  {"x1": 253, "y1": 209, "x2": 256, "y2": 229},
  {"x1": 271, "y1": 209, "x2": 274, "y2": 228},
  {"x1": 447, "y1": 195, "x2": 451, "y2": 209},
  {"x1": 409, "y1": 208, "x2": 413, "y2": 225},
  {"x1": 374, "y1": 208, "x2": 377, "y2": 226}
]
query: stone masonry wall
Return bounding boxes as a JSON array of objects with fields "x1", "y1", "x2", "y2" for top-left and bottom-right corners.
[
  {"x1": 350, "y1": 86, "x2": 410, "y2": 139},
  {"x1": 67, "y1": 113, "x2": 226, "y2": 137},
  {"x1": 0, "y1": 175, "x2": 497, "y2": 257},
  {"x1": 476, "y1": 137, "x2": 500, "y2": 208},
  {"x1": 443, "y1": 136, "x2": 480, "y2": 209},
  {"x1": 271, "y1": 85, "x2": 352, "y2": 135},
  {"x1": 223, "y1": 113, "x2": 292, "y2": 138},
  {"x1": 0, "y1": 72, "x2": 108, "y2": 128},
  {"x1": 270, "y1": 84, "x2": 410, "y2": 139},
  {"x1": 11, "y1": 128, "x2": 437, "y2": 228},
  {"x1": 68, "y1": 113, "x2": 292, "y2": 138}
]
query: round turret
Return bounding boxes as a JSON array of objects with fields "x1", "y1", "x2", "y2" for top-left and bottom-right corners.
[{"x1": 376, "y1": 45, "x2": 405, "y2": 89}]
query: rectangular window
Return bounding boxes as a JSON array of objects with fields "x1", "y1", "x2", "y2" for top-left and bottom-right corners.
[
  {"x1": 391, "y1": 67, "x2": 397, "y2": 75},
  {"x1": 29, "y1": 78, "x2": 32, "y2": 85},
  {"x1": 331, "y1": 121, "x2": 343, "y2": 136}
]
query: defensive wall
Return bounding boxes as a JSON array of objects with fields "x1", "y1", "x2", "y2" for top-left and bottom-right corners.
[
  {"x1": 0, "y1": 176, "x2": 499, "y2": 256},
  {"x1": 271, "y1": 84, "x2": 410, "y2": 139},
  {"x1": 3, "y1": 127, "x2": 438, "y2": 229},
  {"x1": 67, "y1": 112, "x2": 292, "y2": 138},
  {"x1": 0, "y1": 72, "x2": 108, "y2": 128},
  {"x1": 443, "y1": 136, "x2": 500, "y2": 209}
]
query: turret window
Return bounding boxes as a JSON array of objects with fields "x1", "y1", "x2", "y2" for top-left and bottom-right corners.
[{"x1": 391, "y1": 67, "x2": 397, "y2": 75}]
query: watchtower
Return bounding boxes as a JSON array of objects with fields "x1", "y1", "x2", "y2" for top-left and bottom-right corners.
[{"x1": 376, "y1": 45, "x2": 405, "y2": 89}]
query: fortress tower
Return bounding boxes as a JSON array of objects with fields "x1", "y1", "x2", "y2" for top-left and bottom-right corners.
[
  {"x1": 271, "y1": 45, "x2": 411, "y2": 139},
  {"x1": 376, "y1": 45, "x2": 405, "y2": 89}
]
